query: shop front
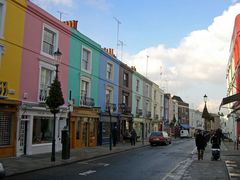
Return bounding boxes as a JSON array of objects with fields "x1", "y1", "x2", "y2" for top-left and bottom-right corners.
[
  {"x1": 16, "y1": 103, "x2": 68, "y2": 156},
  {"x1": 98, "y1": 112, "x2": 118, "y2": 145},
  {"x1": 70, "y1": 107, "x2": 99, "y2": 148},
  {"x1": 133, "y1": 117, "x2": 144, "y2": 141},
  {"x1": 0, "y1": 99, "x2": 20, "y2": 158}
]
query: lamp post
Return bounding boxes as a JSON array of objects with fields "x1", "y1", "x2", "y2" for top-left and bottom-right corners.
[
  {"x1": 46, "y1": 48, "x2": 64, "y2": 162},
  {"x1": 202, "y1": 94, "x2": 210, "y2": 131},
  {"x1": 108, "y1": 105, "x2": 113, "y2": 151}
]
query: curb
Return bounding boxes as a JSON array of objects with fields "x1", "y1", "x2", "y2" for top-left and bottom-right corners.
[{"x1": 5, "y1": 144, "x2": 149, "y2": 177}]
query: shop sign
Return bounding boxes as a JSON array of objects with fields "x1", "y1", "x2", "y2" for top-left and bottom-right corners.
[{"x1": 0, "y1": 81, "x2": 8, "y2": 97}]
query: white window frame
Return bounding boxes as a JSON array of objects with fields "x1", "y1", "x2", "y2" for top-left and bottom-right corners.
[
  {"x1": 136, "y1": 79, "x2": 140, "y2": 92},
  {"x1": 80, "y1": 76, "x2": 91, "y2": 100},
  {"x1": 0, "y1": 0, "x2": 6, "y2": 38},
  {"x1": 38, "y1": 61, "x2": 56, "y2": 103},
  {"x1": 106, "y1": 61, "x2": 114, "y2": 80},
  {"x1": 40, "y1": 23, "x2": 59, "y2": 59},
  {"x1": 105, "y1": 85, "x2": 113, "y2": 104},
  {"x1": 146, "y1": 84, "x2": 149, "y2": 97},
  {"x1": 81, "y1": 46, "x2": 92, "y2": 73}
]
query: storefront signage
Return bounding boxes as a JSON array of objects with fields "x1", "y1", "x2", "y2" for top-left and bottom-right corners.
[{"x1": 0, "y1": 81, "x2": 8, "y2": 97}]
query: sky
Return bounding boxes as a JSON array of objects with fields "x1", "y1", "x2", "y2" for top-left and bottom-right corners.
[{"x1": 31, "y1": 0, "x2": 240, "y2": 114}]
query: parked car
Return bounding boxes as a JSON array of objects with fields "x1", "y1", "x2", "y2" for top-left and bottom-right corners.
[{"x1": 149, "y1": 131, "x2": 171, "y2": 146}]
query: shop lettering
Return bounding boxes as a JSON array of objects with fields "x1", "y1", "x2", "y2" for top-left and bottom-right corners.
[{"x1": 0, "y1": 81, "x2": 8, "y2": 97}]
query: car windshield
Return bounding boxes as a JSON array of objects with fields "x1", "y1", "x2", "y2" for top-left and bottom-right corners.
[{"x1": 151, "y1": 132, "x2": 162, "y2": 136}]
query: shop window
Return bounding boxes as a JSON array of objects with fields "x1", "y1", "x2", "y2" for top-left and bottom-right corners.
[
  {"x1": 32, "y1": 117, "x2": 53, "y2": 144},
  {"x1": 0, "y1": 112, "x2": 12, "y2": 146}
]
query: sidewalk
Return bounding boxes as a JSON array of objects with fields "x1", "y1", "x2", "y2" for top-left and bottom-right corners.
[
  {"x1": 1, "y1": 139, "x2": 240, "y2": 179},
  {"x1": 181, "y1": 140, "x2": 240, "y2": 180},
  {"x1": 0, "y1": 141, "x2": 149, "y2": 177}
]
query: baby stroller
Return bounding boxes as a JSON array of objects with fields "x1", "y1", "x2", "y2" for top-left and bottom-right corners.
[
  {"x1": 211, "y1": 133, "x2": 221, "y2": 160},
  {"x1": 211, "y1": 148, "x2": 220, "y2": 160}
]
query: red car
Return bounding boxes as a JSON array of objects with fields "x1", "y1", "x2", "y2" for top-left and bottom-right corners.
[{"x1": 149, "y1": 131, "x2": 172, "y2": 146}]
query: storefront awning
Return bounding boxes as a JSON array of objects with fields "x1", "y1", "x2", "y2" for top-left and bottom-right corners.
[
  {"x1": 180, "y1": 124, "x2": 192, "y2": 129},
  {"x1": 219, "y1": 93, "x2": 240, "y2": 110}
]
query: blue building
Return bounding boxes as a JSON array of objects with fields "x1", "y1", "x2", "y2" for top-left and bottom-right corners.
[{"x1": 98, "y1": 48, "x2": 119, "y2": 145}]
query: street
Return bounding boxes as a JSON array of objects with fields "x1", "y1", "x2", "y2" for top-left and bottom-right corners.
[{"x1": 6, "y1": 139, "x2": 195, "y2": 180}]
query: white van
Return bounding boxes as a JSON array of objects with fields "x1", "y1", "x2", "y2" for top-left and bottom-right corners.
[{"x1": 180, "y1": 130, "x2": 189, "y2": 138}]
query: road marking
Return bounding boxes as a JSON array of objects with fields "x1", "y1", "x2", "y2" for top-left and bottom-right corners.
[
  {"x1": 79, "y1": 170, "x2": 96, "y2": 176},
  {"x1": 162, "y1": 158, "x2": 193, "y2": 180},
  {"x1": 97, "y1": 163, "x2": 110, "y2": 167}
]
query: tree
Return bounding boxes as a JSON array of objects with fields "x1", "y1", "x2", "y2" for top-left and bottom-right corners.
[{"x1": 46, "y1": 78, "x2": 64, "y2": 113}]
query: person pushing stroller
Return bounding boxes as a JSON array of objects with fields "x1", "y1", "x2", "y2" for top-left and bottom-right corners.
[{"x1": 210, "y1": 132, "x2": 221, "y2": 160}]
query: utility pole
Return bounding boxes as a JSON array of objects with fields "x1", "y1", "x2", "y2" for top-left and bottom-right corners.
[{"x1": 113, "y1": 17, "x2": 121, "y2": 59}]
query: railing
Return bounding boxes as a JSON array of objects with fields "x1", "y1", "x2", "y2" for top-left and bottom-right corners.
[
  {"x1": 80, "y1": 96, "x2": 95, "y2": 107},
  {"x1": 146, "y1": 111, "x2": 151, "y2": 118},
  {"x1": 119, "y1": 103, "x2": 131, "y2": 113},
  {"x1": 136, "y1": 108, "x2": 143, "y2": 117},
  {"x1": 105, "y1": 103, "x2": 117, "y2": 112},
  {"x1": 39, "y1": 87, "x2": 49, "y2": 102}
]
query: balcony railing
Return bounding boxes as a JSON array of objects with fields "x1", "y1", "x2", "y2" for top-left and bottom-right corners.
[
  {"x1": 119, "y1": 103, "x2": 131, "y2": 114},
  {"x1": 39, "y1": 88, "x2": 49, "y2": 102},
  {"x1": 146, "y1": 111, "x2": 151, "y2": 118},
  {"x1": 136, "y1": 108, "x2": 143, "y2": 117},
  {"x1": 105, "y1": 103, "x2": 117, "y2": 112},
  {"x1": 80, "y1": 96, "x2": 95, "y2": 107}
]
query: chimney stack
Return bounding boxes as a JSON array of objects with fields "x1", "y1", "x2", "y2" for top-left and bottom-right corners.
[{"x1": 63, "y1": 20, "x2": 78, "y2": 29}]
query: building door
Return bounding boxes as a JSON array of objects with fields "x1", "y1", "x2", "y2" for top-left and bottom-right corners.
[
  {"x1": 23, "y1": 121, "x2": 27, "y2": 154},
  {"x1": 81, "y1": 120, "x2": 89, "y2": 147}
]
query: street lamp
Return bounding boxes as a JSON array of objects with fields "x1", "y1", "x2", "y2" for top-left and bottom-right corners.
[
  {"x1": 204, "y1": 94, "x2": 207, "y2": 104},
  {"x1": 202, "y1": 94, "x2": 210, "y2": 131},
  {"x1": 46, "y1": 48, "x2": 64, "y2": 162},
  {"x1": 108, "y1": 105, "x2": 113, "y2": 151}
]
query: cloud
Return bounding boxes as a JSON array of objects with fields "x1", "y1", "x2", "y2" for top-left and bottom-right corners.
[
  {"x1": 85, "y1": 0, "x2": 111, "y2": 11},
  {"x1": 124, "y1": 3, "x2": 240, "y2": 113},
  {"x1": 31, "y1": 0, "x2": 73, "y2": 8}
]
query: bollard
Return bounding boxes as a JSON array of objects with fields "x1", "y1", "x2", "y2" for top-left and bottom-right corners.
[{"x1": 0, "y1": 163, "x2": 5, "y2": 180}]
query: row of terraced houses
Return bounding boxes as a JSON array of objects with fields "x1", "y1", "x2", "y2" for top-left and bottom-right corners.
[{"x1": 0, "y1": 0, "x2": 203, "y2": 158}]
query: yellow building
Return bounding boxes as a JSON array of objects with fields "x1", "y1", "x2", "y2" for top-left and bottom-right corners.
[{"x1": 0, "y1": 0, "x2": 26, "y2": 157}]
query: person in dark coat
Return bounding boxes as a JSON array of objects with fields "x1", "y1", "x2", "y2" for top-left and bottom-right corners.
[
  {"x1": 112, "y1": 126, "x2": 118, "y2": 147},
  {"x1": 195, "y1": 130, "x2": 207, "y2": 160},
  {"x1": 211, "y1": 132, "x2": 220, "y2": 149},
  {"x1": 130, "y1": 129, "x2": 137, "y2": 146}
]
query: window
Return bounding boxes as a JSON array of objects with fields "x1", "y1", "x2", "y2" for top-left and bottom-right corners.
[
  {"x1": 0, "y1": 112, "x2": 12, "y2": 146},
  {"x1": 32, "y1": 117, "x2": 53, "y2": 144},
  {"x1": 136, "y1": 99, "x2": 139, "y2": 109},
  {"x1": 81, "y1": 80, "x2": 89, "y2": 98},
  {"x1": 82, "y1": 47, "x2": 92, "y2": 72},
  {"x1": 0, "y1": 0, "x2": 6, "y2": 38},
  {"x1": 154, "y1": 90, "x2": 156, "y2": 100},
  {"x1": 123, "y1": 93, "x2": 129, "y2": 105},
  {"x1": 106, "y1": 62, "x2": 113, "y2": 80},
  {"x1": 105, "y1": 86, "x2": 113, "y2": 104},
  {"x1": 146, "y1": 84, "x2": 149, "y2": 97},
  {"x1": 39, "y1": 62, "x2": 55, "y2": 102},
  {"x1": 123, "y1": 73, "x2": 128, "y2": 87},
  {"x1": 41, "y1": 24, "x2": 58, "y2": 56},
  {"x1": 136, "y1": 79, "x2": 139, "y2": 92}
]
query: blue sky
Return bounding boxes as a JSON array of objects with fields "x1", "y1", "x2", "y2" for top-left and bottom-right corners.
[{"x1": 31, "y1": 0, "x2": 240, "y2": 113}]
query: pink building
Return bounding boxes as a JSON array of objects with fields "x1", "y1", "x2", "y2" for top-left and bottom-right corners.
[{"x1": 17, "y1": 1, "x2": 71, "y2": 156}]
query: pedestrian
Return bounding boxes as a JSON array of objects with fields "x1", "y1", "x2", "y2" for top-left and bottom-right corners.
[
  {"x1": 130, "y1": 128, "x2": 137, "y2": 146},
  {"x1": 211, "y1": 132, "x2": 220, "y2": 149},
  {"x1": 112, "y1": 126, "x2": 118, "y2": 147},
  {"x1": 195, "y1": 130, "x2": 207, "y2": 160}
]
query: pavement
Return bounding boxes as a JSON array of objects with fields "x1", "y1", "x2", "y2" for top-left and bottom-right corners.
[{"x1": 0, "y1": 138, "x2": 240, "y2": 179}]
